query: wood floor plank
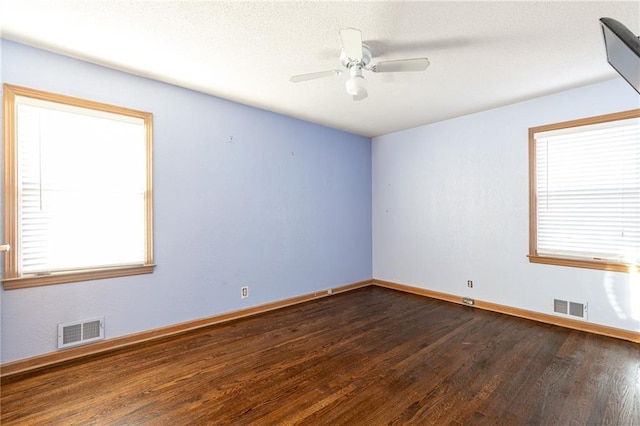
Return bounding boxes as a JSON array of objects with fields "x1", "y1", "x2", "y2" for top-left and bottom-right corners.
[{"x1": 1, "y1": 287, "x2": 639, "y2": 425}]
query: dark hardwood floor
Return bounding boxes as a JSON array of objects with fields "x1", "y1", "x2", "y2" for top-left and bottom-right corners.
[{"x1": 1, "y1": 287, "x2": 639, "y2": 425}]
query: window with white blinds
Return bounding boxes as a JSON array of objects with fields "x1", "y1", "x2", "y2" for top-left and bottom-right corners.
[
  {"x1": 529, "y1": 109, "x2": 640, "y2": 272},
  {"x1": 2, "y1": 84, "x2": 155, "y2": 289}
]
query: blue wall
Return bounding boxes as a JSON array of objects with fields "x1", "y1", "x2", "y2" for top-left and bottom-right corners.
[
  {"x1": 373, "y1": 78, "x2": 640, "y2": 333},
  {"x1": 0, "y1": 40, "x2": 373, "y2": 362}
]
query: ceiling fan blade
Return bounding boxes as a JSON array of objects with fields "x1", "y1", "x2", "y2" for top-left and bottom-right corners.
[
  {"x1": 371, "y1": 58, "x2": 430, "y2": 73},
  {"x1": 352, "y1": 89, "x2": 368, "y2": 101},
  {"x1": 340, "y1": 28, "x2": 363, "y2": 62},
  {"x1": 289, "y1": 70, "x2": 343, "y2": 83}
]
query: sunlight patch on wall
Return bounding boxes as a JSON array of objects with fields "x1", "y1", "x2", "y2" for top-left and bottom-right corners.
[
  {"x1": 628, "y1": 266, "x2": 640, "y2": 323},
  {"x1": 604, "y1": 272, "x2": 627, "y2": 321},
  {"x1": 604, "y1": 266, "x2": 640, "y2": 330}
]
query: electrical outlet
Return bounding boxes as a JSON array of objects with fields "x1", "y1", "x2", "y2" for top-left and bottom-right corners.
[
  {"x1": 241, "y1": 286, "x2": 248, "y2": 298},
  {"x1": 467, "y1": 280, "x2": 473, "y2": 288}
]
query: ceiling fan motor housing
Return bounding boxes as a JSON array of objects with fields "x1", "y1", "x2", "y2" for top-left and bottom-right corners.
[
  {"x1": 340, "y1": 44, "x2": 372, "y2": 68},
  {"x1": 342, "y1": 44, "x2": 370, "y2": 97}
]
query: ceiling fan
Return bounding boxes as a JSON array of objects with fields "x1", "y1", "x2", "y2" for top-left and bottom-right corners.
[{"x1": 290, "y1": 28, "x2": 430, "y2": 101}]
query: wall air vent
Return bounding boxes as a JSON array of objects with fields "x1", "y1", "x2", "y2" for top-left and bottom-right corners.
[
  {"x1": 553, "y1": 300, "x2": 587, "y2": 320},
  {"x1": 569, "y1": 302, "x2": 585, "y2": 318},
  {"x1": 57, "y1": 317, "x2": 104, "y2": 349},
  {"x1": 553, "y1": 299, "x2": 568, "y2": 314}
]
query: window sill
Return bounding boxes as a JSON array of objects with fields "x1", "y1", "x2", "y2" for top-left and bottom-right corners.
[
  {"x1": 2, "y1": 264, "x2": 156, "y2": 290},
  {"x1": 528, "y1": 255, "x2": 639, "y2": 274}
]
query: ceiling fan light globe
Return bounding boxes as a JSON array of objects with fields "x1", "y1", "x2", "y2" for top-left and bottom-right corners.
[{"x1": 346, "y1": 75, "x2": 366, "y2": 96}]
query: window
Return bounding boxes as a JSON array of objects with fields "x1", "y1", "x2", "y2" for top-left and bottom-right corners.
[
  {"x1": 529, "y1": 109, "x2": 640, "y2": 273},
  {"x1": 2, "y1": 84, "x2": 154, "y2": 289}
]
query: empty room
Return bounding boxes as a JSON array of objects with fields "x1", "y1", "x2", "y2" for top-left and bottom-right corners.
[{"x1": 1, "y1": 1, "x2": 639, "y2": 424}]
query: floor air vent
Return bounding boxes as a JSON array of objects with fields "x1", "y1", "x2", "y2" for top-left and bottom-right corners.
[{"x1": 58, "y1": 317, "x2": 104, "y2": 349}]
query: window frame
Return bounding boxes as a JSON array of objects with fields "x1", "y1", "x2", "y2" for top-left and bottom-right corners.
[
  {"x1": 528, "y1": 108, "x2": 640, "y2": 273},
  {"x1": 2, "y1": 84, "x2": 155, "y2": 289}
]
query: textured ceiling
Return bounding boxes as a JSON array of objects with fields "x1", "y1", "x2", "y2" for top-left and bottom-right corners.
[{"x1": 1, "y1": 1, "x2": 638, "y2": 137}]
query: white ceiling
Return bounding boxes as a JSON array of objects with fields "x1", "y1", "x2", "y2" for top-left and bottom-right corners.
[{"x1": 1, "y1": 1, "x2": 638, "y2": 137}]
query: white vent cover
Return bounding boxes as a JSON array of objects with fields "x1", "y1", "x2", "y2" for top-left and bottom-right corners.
[
  {"x1": 553, "y1": 299, "x2": 568, "y2": 314},
  {"x1": 569, "y1": 302, "x2": 585, "y2": 318},
  {"x1": 553, "y1": 299, "x2": 587, "y2": 319},
  {"x1": 58, "y1": 317, "x2": 104, "y2": 349}
]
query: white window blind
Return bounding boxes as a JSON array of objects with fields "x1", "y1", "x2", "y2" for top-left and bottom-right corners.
[
  {"x1": 15, "y1": 96, "x2": 147, "y2": 275},
  {"x1": 533, "y1": 117, "x2": 640, "y2": 265}
]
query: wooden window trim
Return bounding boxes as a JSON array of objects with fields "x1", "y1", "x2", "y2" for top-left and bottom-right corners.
[
  {"x1": 528, "y1": 108, "x2": 640, "y2": 273},
  {"x1": 2, "y1": 84, "x2": 155, "y2": 289},
  {"x1": 2, "y1": 265, "x2": 157, "y2": 290},
  {"x1": 528, "y1": 255, "x2": 639, "y2": 274}
]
